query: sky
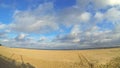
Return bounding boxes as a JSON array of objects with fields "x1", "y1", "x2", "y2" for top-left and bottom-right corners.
[{"x1": 0, "y1": 0, "x2": 120, "y2": 49}]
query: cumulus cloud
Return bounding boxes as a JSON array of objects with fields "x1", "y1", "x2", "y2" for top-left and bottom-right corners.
[
  {"x1": 15, "y1": 33, "x2": 28, "y2": 41},
  {"x1": 78, "y1": 12, "x2": 91, "y2": 22},
  {"x1": 76, "y1": 0, "x2": 91, "y2": 11},
  {"x1": 105, "y1": 7, "x2": 120, "y2": 23},
  {"x1": 54, "y1": 6, "x2": 120, "y2": 48},
  {"x1": 93, "y1": 0, "x2": 120, "y2": 9},
  {"x1": 71, "y1": 25, "x2": 82, "y2": 35},
  {"x1": 39, "y1": 36, "x2": 47, "y2": 42},
  {"x1": 0, "y1": 32, "x2": 6, "y2": 38},
  {"x1": 54, "y1": 25, "x2": 117, "y2": 48},
  {"x1": 94, "y1": 12, "x2": 104, "y2": 22},
  {"x1": 0, "y1": 23, "x2": 9, "y2": 38},
  {"x1": 10, "y1": 2, "x2": 59, "y2": 34},
  {"x1": 57, "y1": 8, "x2": 92, "y2": 28},
  {"x1": 0, "y1": 23, "x2": 6, "y2": 29},
  {"x1": 1, "y1": 0, "x2": 120, "y2": 49}
]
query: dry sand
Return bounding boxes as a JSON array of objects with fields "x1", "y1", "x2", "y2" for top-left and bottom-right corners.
[{"x1": 0, "y1": 46, "x2": 120, "y2": 68}]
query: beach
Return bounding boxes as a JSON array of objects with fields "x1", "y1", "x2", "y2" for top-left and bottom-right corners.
[{"x1": 0, "y1": 46, "x2": 120, "y2": 68}]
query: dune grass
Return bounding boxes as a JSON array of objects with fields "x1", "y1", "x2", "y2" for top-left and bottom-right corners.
[
  {"x1": 71, "y1": 53, "x2": 120, "y2": 68},
  {"x1": 0, "y1": 54, "x2": 35, "y2": 68},
  {"x1": 96, "y1": 56, "x2": 120, "y2": 68}
]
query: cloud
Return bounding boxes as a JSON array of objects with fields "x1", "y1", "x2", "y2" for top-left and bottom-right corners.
[
  {"x1": 76, "y1": 0, "x2": 91, "y2": 11},
  {"x1": 39, "y1": 36, "x2": 47, "y2": 42},
  {"x1": 93, "y1": 0, "x2": 120, "y2": 9},
  {"x1": 109, "y1": 0, "x2": 120, "y2": 6},
  {"x1": 57, "y1": 8, "x2": 92, "y2": 28},
  {"x1": 10, "y1": 2, "x2": 59, "y2": 34},
  {"x1": 0, "y1": 23, "x2": 6, "y2": 29},
  {"x1": 94, "y1": 12, "x2": 104, "y2": 22},
  {"x1": 71, "y1": 25, "x2": 82, "y2": 35},
  {"x1": 1, "y1": 0, "x2": 120, "y2": 49},
  {"x1": 54, "y1": 22, "x2": 120, "y2": 48},
  {"x1": 78, "y1": 12, "x2": 91, "y2": 22},
  {"x1": 105, "y1": 7, "x2": 120, "y2": 23},
  {"x1": 15, "y1": 33, "x2": 28, "y2": 41},
  {"x1": 0, "y1": 23, "x2": 9, "y2": 38},
  {"x1": 0, "y1": 32, "x2": 6, "y2": 38}
]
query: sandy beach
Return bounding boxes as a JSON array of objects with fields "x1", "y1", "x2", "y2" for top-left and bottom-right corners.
[{"x1": 0, "y1": 46, "x2": 120, "y2": 68}]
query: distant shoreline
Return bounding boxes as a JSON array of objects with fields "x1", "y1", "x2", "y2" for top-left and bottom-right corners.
[{"x1": 5, "y1": 46, "x2": 120, "y2": 50}]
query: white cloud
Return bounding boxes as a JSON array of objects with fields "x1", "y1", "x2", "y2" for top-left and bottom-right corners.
[
  {"x1": 0, "y1": 23, "x2": 6, "y2": 29},
  {"x1": 58, "y1": 8, "x2": 92, "y2": 28},
  {"x1": 105, "y1": 7, "x2": 120, "y2": 23},
  {"x1": 54, "y1": 23, "x2": 120, "y2": 48},
  {"x1": 10, "y1": 2, "x2": 59, "y2": 34},
  {"x1": 107, "y1": 0, "x2": 120, "y2": 6},
  {"x1": 78, "y1": 12, "x2": 91, "y2": 22},
  {"x1": 94, "y1": 12, "x2": 104, "y2": 22},
  {"x1": 57, "y1": 8, "x2": 81, "y2": 27},
  {"x1": 2, "y1": 39, "x2": 9, "y2": 42},
  {"x1": 0, "y1": 32, "x2": 6, "y2": 38},
  {"x1": 39, "y1": 36, "x2": 47, "y2": 42},
  {"x1": 71, "y1": 25, "x2": 81, "y2": 35},
  {"x1": 76, "y1": 0, "x2": 90, "y2": 11},
  {"x1": 1, "y1": 0, "x2": 120, "y2": 49},
  {"x1": 15, "y1": 33, "x2": 28, "y2": 41},
  {"x1": 93, "y1": 0, "x2": 120, "y2": 9},
  {"x1": 0, "y1": 23, "x2": 8, "y2": 38},
  {"x1": 93, "y1": 0, "x2": 108, "y2": 9}
]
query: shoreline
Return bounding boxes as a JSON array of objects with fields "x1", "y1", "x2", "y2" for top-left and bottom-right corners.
[{"x1": 4, "y1": 45, "x2": 120, "y2": 51}]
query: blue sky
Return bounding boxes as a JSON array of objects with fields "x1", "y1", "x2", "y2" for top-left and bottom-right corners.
[{"x1": 0, "y1": 0, "x2": 120, "y2": 49}]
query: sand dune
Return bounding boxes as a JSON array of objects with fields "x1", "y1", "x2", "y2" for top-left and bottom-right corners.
[{"x1": 0, "y1": 46, "x2": 120, "y2": 68}]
